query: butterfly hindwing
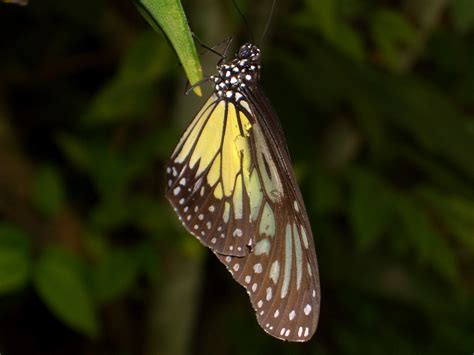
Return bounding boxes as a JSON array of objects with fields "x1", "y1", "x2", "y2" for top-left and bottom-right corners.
[{"x1": 215, "y1": 97, "x2": 320, "y2": 341}]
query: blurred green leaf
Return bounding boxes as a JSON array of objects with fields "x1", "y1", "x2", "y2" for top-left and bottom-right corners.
[
  {"x1": 31, "y1": 165, "x2": 65, "y2": 217},
  {"x1": 418, "y1": 187, "x2": 474, "y2": 252},
  {"x1": 371, "y1": 9, "x2": 417, "y2": 70},
  {"x1": 383, "y1": 79, "x2": 474, "y2": 180},
  {"x1": 131, "y1": 197, "x2": 173, "y2": 234},
  {"x1": 312, "y1": 166, "x2": 342, "y2": 215},
  {"x1": 57, "y1": 134, "x2": 91, "y2": 172},
  {"x1": 62, "y1": 142, "x2": 130, "y2": 200},
  {"x1": 83, "y1": 32, "x2": 172, "y2": 124},
  {"x1": 91, "y1": 149, "x2": 128, "y2": 198},
  {"x1": 349, "y1": 169, "x2": 395, "y2": 250},
  {"x1": 394, "y1": 195, "x2": 458, "y2": 282},
  {"x1": 0, "y1": 224, "x2": 31, "y2": 294},
  {"x1": 308, "y1": 0, "x2": 338, "y2": 39},
  {"x1": 451, "y1": 0, "x2": 474, "y2": 32},
  {"x1": 294, "y1": 0, "x2": 364, "y2": 62},
  {"x1": 83, "y1": 81, "x2": 155, "y2": 124},
  {"x1": 83, "y1": 232, "x2": 109, "y2": 260},
  {"x1": 335, "y1": 23, "x2": 365, "y2": 62},
  {"x1": 134, "y1": 0, "x2": 202, "y2": 96},
  {"x1": 34, "y1": 248, "x2": 98, "y2": 337},
  {"x1": 90, "y1": 198, "x2": 131, "y2": 232},
  {"x1": 93, "y1": 248, "x2": 140, "y2": 303}
]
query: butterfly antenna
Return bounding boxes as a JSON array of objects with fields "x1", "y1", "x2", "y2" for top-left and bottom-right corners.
[
  {"x1": 260, "y1": 0, "x2": 277, "y2": 43},
  {"x1": 231, "y1": 0, "x2": 255, "y2": 43}
]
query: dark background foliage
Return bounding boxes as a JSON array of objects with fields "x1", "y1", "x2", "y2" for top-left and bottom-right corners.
[{"x1": 0, "y1": 0, "x2": 473, "y2": 354}]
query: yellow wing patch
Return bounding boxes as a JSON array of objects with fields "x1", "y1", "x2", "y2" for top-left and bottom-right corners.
[
  {"x1": 167, "y1": 99, "x2": 281, "y2": 256},
  {"x1": 174, "y1": 95, "x2": 217, "y2": 162}
]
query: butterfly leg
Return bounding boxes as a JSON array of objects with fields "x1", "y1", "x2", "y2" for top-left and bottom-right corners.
[
  {"x1": 192, "y1": 32, "x2": 232, "y2": 60},
  {"x1": 184, "y1": 76, "x2": 211, "y2": 96}
]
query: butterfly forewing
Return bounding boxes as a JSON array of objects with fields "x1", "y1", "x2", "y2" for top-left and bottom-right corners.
[
  {"x1": 165, "y1": 43, "x2": 320, "y2": 342},
  {"x1": 166, "y1": 97, "x2": 255, "y2": 257}
]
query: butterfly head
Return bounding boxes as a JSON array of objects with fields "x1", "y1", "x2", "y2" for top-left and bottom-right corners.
[
  {"x1": 212, "y1": 43, "x2": 261, "y2": 100},
  {"x1": 236, "y1": 43, "x2": 261, "y2": 63}
]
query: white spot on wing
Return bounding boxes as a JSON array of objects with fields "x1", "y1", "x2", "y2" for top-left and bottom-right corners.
[
  {"x1": 266, "y1": 287, "x2": 272, "y2": 301},
  {"x1": 253, "y1": 263, "x2": 262, "y2": 273},
  {"x1": 293, "y1": 223, "x2": 303, "y2": 290},
  {"x1": 233, "y1": 228, "x2": 242, "y2": 237},
  {"x1": 270, "y1": 261, "x2": 279, "y2": 284},
  {"x1": 300, "y1": 225, "x2": 309, "y2": 249},
  {"x1": 294, "y1": 200, "x2": 299, "y2": 212},
  {"x1": 281, "y1": 224, "x2": 293, "y2": 298},
  {"x1": 254, "y1": 239, "x2": 270, "y2": 255}
]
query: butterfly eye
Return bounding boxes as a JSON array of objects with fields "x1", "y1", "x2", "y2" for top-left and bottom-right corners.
[{"x1": 238, "y1": 46, "x2": 251, "y2": 59}]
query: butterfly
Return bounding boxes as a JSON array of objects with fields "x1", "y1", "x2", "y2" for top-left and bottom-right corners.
[{"x1": 165, "y1": 43, "x2": 320, "y2": 342}]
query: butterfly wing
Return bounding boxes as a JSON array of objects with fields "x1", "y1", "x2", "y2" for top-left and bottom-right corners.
[
  {"x1": 166, "y1": 88, "x2": 320, "y2": 341},
  {"x1": 215, "y1": 87, "x2": 321, "y2": 341},
  {"x1": 166, "y1": 95, "x2": 255, "y2": 257}
]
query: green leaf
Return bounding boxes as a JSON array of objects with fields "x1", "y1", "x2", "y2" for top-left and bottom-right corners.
[
  {"x1": 57, "y1": 134, "x2": 91, "y2": 172},
  {"x1": 334, "y1": 23, "x2": 365, "y2": 62},
  {"x1": 89, "y1": 146, "x2": 128, "y2": 199},
  {"x1": 451, "y1": 0, "x2": 474, "y2": 32},
  {"x1": 134, "y1": 0, "x2": 203, "y2": 96},
  {"x1": 0, "y1": 224, "x2": 31, "y2": 294},
  {"x1": 83, "y1": 80, "x2": 155, "y2": 124},
  {"x1": 418, "y1": 187, "x2": 474, "y2": 253},
  {"x1": 394, "y1": 195, "x2": 458, "y2": 282},
  {"x1": 311, "y1": 166, "x2": 342, "y2": 215},
  {"x1": 349, "y1": 169, "x2": 395, "y2": 250},
  {"x1": 309, "y1": 0, "x2": 338, "y2": 39},
  {"x1": 93, "y1": 248, "x2": 140, "y2": 303},
  {"x1": 58, "y1": 137, "x2": 131, "y2": 198},
  {"x1": 371, "y1": 9, "x2": 417, "y2": 70},
  {"x1": 295, "y1": 0, "x2": 365, "y2": 62},
  {"x1": 83, "y1": 32, "x2": 172, "y2": 124},
  {"x1": 90, "y1": 198, "x2": 132, "y2": 231},
  {"x1": 31, "y1": 165, "x2": 65, "y2": 217},
  {"x1": 34, "y1": 248, "x2": 98, "y2": 337}
]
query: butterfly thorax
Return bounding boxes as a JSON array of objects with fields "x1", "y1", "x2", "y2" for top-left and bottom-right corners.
[{"x1": 211, "y1": 43, "x2": 261, "y2": 101}]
